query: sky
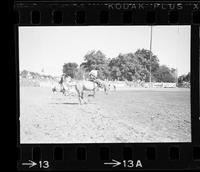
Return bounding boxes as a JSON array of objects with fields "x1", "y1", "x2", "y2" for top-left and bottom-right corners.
[{"x1": 19, "y1": 26, "x2": 190, "y2": 77}]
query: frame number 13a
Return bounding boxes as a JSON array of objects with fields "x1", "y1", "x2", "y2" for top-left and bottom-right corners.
[{"x1": 123, "y1": 160, "x2": 143, "y2": 168}]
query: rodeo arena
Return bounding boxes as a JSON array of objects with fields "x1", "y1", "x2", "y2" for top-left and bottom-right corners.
[
  {"x1": 19, "y1": 69, "x2": 191, "y2": 143},
  {"x1": 19, "y1": 25, "x2": 191, "y2": 144}
]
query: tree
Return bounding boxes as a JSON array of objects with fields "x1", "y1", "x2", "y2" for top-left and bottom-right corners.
[
  {"x1": 178, "y1": 75, "x2": 184, "y2": 84},
  {"x1": 63, "y1": 62, "x2": 78, "y2": 78},
  {"x1": 108, "y1": 49, "x2": 160, "y2": 81},
  {"x1": 134, "y1": 49, "x2": 159, "y2": 82},
  {"x1": 178, "y1": 72, "x2": 190, "y2": 84},
  {"x1": 80, "y1": 50, "x2": 109, "y2": 79},
  {"x1": 74, "y1": 66, "x2": 85, "y2": 80},
  {"x1": 109, "y1": 66, "x2": 121, "y2": 81},
  {"x1": 20, "y1": 70, "x2": 29, "y2": 78},
  {"x1": 109, "y1": 53, "x2": 138, "y2": 81},
  {"x1": 154, "y1": 65, "x2": 176, "y2": 82},
  {"x1": 185, "y1": 72, "x2": 190, "y2": 82}
]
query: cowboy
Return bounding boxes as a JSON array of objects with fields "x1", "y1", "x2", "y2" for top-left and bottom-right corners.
[
  {"x1": 66, "y1": 75, "x2": 72, "y2": 82},
  {"x1": 88, "y1": 70, "x2": 103, "y2": 88},
  {"x1": 89, "y1": 70, "x2": 98, "y2": 81},
  {"x1": 59, "y1": 74, "x2": 65, "y2": 85}
]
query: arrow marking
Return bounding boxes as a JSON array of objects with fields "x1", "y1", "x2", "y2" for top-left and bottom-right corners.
[
  {"x1": 104, "y1": 159, "x2": 121, "y2": 167},
  {"x1": 22, "y1": 160, "x2": 37, "y2": 168}
]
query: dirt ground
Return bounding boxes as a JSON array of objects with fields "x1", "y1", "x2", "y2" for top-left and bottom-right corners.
[{"x1": 19, "y1": 86, "x2": 191, "y2": 143}]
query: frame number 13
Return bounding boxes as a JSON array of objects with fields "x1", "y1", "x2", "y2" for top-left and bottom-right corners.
[{"x1": 39, "y1": 161, "x2": 49, "y2": 168}]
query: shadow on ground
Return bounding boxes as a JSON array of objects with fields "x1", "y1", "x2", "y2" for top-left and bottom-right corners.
[{"x1": 50, "y1": 102, "x2": 79, "y2": 105}]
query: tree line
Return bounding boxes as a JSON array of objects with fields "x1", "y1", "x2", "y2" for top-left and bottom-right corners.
[
  {"x1": 178, "y1": 72, "x2": 190, "y2": 83},
  {"x1": 63, "y1": 49, "x2": 187, "y2": 83}
]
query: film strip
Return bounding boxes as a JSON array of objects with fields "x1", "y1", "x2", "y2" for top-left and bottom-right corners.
[{"x1": 14, "y1": 0, "x2": 200, "y2": 170}]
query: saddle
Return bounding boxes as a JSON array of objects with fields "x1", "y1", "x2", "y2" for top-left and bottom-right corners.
[{"x1": 90, "y1": 79, "x2": 103, "y2": 88}]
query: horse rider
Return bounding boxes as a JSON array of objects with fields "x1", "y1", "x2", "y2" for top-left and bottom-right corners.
[
  {"x1": 88, "y1": 70, "x2": 103, "y2": 88},
  {"x1": 89, "y1": 70, "x2": 97, "y2": 80},
  {"x1": 59, "y1": 74, "x2": 65, "y2": 84}
]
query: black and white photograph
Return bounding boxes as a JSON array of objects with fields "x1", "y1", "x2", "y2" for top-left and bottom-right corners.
[{"x1": 19, "y1": 26, "x2": 191, "y2": 143}]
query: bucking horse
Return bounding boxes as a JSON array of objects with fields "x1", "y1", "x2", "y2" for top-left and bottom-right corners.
[{"x1": 60, "y1": 76, "x2": 109, "y2": 104}]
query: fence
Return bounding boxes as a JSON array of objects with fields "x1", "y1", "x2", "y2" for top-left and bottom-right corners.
[
  {"x1": 20, "y1": 78, "x2": 58, "y2": 88},
  {"x1": 20, "y1": 77, "x2": 185, "y2": 89}
]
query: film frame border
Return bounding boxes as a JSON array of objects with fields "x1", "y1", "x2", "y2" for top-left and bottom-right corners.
[
  {"x1": 14, "y1": 0, "x2": 200, "y2": 170},
  {"x1": 14, "y1": 0, "x2": 200, "y2": 25}
]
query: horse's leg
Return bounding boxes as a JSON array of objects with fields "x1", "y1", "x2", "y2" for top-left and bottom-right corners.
[
  {"x1": 91, "y1": 84, "x2": 96, "y2": 97},
  {"x1": 93, "y1": 88, "x2": 96, "y2": 97},
  {"x1": 75, "y1": 85, "x2": 82, "y2": 104},
  {"x1": 81, "y1": 91, "x2": 87, "y2": 104},
  {"x1": 104, "y1": 85, "x2": 108, "y2": 95},
  {"x1": 64, "y1": 90, "x2": 67, "y2": 96},
  {"x1": 79, "y1": 95, "x2": 82, "y2": 104}
]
